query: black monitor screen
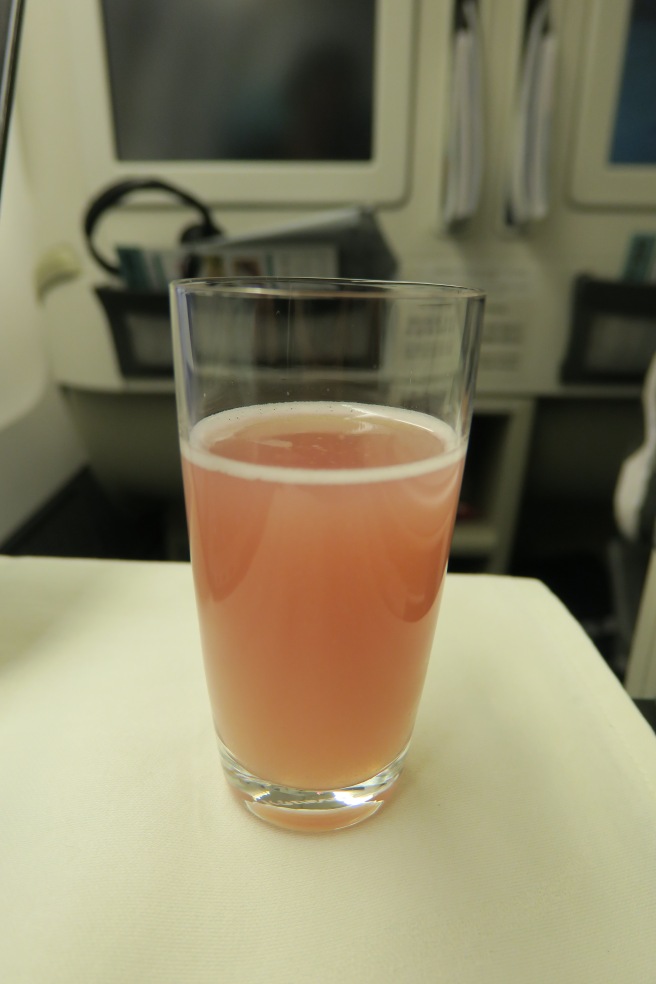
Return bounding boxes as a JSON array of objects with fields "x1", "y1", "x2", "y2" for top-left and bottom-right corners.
[
  {"x1": 101, "y1": 0, "x2": 375, "y2": 163},
  {"x1": 610, "y1": 0, "x2": 656, "y2": 165}
]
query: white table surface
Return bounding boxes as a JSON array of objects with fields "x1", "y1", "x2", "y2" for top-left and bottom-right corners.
[{"x1": 1, "y1": 556, "x2": 655, "y2": 984}]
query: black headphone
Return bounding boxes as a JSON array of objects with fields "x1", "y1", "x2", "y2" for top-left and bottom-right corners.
[{"x1": 83, "y1": 177, "x2": 223, "y2": 275}]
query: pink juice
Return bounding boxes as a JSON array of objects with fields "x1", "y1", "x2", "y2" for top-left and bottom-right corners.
[{"x1": 182, "y1": 402, "x2": 465, "y2": 790}]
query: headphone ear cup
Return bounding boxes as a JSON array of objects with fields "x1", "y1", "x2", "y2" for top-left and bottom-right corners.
[{"x1": 179, "y1": 221, "x2": 215, "y2": 244}]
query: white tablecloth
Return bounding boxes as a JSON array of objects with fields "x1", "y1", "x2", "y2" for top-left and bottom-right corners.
[{"x1": 1, "y1": 556, "x2": 655, "y2": 983}]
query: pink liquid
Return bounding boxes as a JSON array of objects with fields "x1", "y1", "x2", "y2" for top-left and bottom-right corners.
[{"x1": 182, "y1": 402, "x2": 465, "y2": 790}]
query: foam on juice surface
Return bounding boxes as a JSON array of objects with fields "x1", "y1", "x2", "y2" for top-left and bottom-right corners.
[{"x1": 183, "y1": 402, "x2": 465, "y2": 485}]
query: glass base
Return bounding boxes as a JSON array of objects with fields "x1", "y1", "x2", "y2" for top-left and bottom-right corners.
[{"x1": 219, "y1": 740, "x2": 408, "y2": 832}]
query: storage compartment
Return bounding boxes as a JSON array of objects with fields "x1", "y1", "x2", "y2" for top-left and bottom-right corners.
[{"x1": 451, "y1": 398, "x2": 535, "y2": 572}]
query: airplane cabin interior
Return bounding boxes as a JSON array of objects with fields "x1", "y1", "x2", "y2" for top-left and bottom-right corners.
[
  {"x1": 3, "y1": 2, "x2": 656, "y2": 975},
  {"x1": 2, "y1": 0, "x2": 656, "y2": 690}
]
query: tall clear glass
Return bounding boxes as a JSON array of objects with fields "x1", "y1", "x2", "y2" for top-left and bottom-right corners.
[{"x1": 170, "y1": 278, "x2": 484, "y2": 831}]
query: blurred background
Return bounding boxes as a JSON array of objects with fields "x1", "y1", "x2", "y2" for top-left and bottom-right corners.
[{"x1": 1, "y1": 0, "x2": 656, "y2": 687}]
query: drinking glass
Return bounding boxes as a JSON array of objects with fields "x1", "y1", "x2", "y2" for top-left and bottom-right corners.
[{"x1": 170, "y1": 278, "x2": 484, "y2": 831}]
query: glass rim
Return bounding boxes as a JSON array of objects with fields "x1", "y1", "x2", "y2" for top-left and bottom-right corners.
[{"x1": 170, "y1": 276, "x2": 485, "y2": 302}]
